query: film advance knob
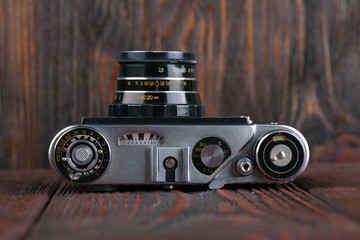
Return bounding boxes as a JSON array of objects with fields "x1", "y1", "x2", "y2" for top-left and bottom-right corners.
[
  {"x1": 71, "y1": 144, "x2": 94, "y2": 166},
  {"x1": 201, "y1": 144, "x2": 224, "y2": 168}
]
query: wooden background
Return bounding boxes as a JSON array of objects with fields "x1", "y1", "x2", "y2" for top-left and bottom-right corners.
[{"x1": 1, "y1": 0, "x2": 360, "y2": 169}]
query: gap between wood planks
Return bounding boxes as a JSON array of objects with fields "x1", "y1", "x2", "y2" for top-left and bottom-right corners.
[
  {"x1": 6, "y1": 165, "x2": 360, "y2": 239},
  {"x1": 19, "y1": 183, "x2": 61, "y2": 240}
]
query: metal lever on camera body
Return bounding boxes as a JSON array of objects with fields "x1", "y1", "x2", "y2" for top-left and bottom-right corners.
[{"x1": 151, "y1": 146, "x2": 191, "y2": 183}]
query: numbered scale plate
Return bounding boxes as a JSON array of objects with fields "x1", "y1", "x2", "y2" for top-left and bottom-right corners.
[
  {"x1": 192, "y1": 137, "x2": 231, "y2": 175},
  {"x1": 118, "y1": 132, "x2": 164, "y2": 145},
  {"x1": 54, "y1": 128, "x2": 110, "y2": 183}
]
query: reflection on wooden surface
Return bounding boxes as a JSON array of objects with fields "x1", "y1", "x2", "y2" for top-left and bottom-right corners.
[{"x1": 1, "y1": 164, "x2": 360, "y2": 239}]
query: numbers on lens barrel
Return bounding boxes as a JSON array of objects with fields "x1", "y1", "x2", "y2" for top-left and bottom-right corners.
[{"x1": 118, "y1": 132, "x2": 164, "y2": 146}]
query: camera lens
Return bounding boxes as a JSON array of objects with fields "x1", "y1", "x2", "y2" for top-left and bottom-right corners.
[{"x1": 109, "y1": 51, "x2": 205, "y2": 117}]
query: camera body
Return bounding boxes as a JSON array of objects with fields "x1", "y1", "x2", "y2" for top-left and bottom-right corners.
[{"x1": 48, "y1": 51, "x2": 309, "y2": 189}]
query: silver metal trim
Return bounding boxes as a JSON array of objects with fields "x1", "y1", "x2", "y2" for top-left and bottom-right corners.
[
  {"x1": 151, "y1": 147, "x2": 159, "y2": 182},
  {"x1": 183, "y1": 147, "x2": 191, "y2": 182},
  {"x1": 118, "y1": 77, "x2": 196, "y2": 81}
]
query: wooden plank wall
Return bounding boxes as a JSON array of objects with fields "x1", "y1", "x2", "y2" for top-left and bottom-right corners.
[{"x1": 1, "y1": 0, "x2": 360, "y2": 168}]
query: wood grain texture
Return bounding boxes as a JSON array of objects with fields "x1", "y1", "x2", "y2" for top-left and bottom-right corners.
[
  {"x1": 296, "y1": 163, "x2": 360, "y2": 223},
  {"x1": 0, "y1": 170, "x2": 59, "y2": 240},
  {"x1": 0, "y1": 165, "x2": 359, "y2": 239},
  {"x1": 1, "y1": 0, "x2": 360, "y2": 168}
]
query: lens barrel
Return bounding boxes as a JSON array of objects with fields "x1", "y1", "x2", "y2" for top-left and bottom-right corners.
[{"x1": 109, "y1": 51, "x2": 205, "y2": 117}]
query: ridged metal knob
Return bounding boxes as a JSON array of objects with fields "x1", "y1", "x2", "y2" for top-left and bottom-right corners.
[{"x1": 201, "y1": 145, "x2": 224, "y2": 168}]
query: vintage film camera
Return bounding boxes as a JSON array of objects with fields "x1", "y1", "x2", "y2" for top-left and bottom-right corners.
[{"x1": 49, "y1": 51, "x2": 309, "y2": 190}]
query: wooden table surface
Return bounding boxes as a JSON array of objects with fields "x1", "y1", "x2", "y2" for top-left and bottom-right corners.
[{"x1": 1, "y1": 163, "x2": 360, "y2": 240}]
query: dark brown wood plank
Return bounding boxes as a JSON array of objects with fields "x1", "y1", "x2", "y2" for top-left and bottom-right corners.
[
  {"x1": 25, "y1": 164, "x2": 360, "y2": 239},
  {"x1": 0, "y1": 170, "x2": 59, "y2": 240},
  {"x1": 295, "y1": 163, "x2": 360, "y2": 223}
]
